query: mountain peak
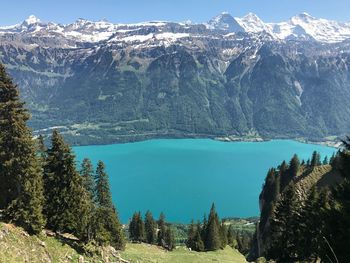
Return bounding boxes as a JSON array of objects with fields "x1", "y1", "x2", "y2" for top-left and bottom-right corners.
[
  {"x1": 291, "y1": 12, "x2": 316, "y2": 23},
  {"x1": 24, "y1": 15, "x2": 41, "y2": 25},
  {"x1": 209, "y1": 12, "x2": 244, "y2": 32}
]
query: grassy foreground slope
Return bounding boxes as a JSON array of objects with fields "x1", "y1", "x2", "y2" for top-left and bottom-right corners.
[
  {"x1": 0, "y1": 222, "x2": 246, "y2": 263},
  {"x1": 120, "y1": 243, "x2": 247, "y2": 263}
]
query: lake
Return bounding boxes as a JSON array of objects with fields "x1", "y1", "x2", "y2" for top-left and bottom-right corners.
[{"x1": 74, "y1": 139, "x2": 336, "y2": 223}]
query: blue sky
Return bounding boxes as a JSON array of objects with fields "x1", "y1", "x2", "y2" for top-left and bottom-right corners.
[{"x1": 1, "y1": 0, "x2": 349, "y2": 25}]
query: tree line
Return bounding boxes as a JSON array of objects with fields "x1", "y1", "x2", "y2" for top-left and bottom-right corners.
[
  {"x1": 0, "y1": 64, "x2": 124, "y2": 249},
  {"x1": 128, "y1": 211, "x2": 175, "y2": 251}
]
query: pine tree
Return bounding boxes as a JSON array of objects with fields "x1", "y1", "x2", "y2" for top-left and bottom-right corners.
[
  {"x1": 220, "y1": 221, "x2": 228, "y2": 249},
  {"x1": 0, "y1": 64, "x2": 45, "y2": 234},
  {"x1": 201, "y1": 214, "x2": 207, "y2": 242},
  {"x1": 44, "y1": 130, "x2": 90, "y2": 239},
  {"x1": 157, "y1": 212, "x2": 166, "y2": 247},
  {"x1": 186, "y1": 220, "x2": 196, "y2": 249},
  {"x1": 227, "y1": 225, "x2": 235, "y2": 247},
  {"x1": 164, "y1": 226, "x2": 175, "y2": 251},
  {"x1": 93, "y1": 206, "x2": 125, "y2": 249},
  {"x1": 144, "y1": 210, "x2": 156, "y2": 244},
  {"x1": 311, "y1": 151, "x2": 321, "y2": 167},
  {"x1": 322, "y1": 156, "x2": 329, "y2": 165},
  {"x1": 93, "y1": 159, "x2": 124, "y2": 248},
  {"x1": 129, "y1": 211, "x2": 145, "y2": 242},
  {"x1": 205, "y1": 203, "x2": 221, "y2": 251},
  {"x1": 95, "y1": 161, "x2": 113, "y2": 208},
  {"x1": 80, "y1": 158, "x2": 95, "y2": 201},
  {"x1": 268, "y1": 183, "x2": 300, "y2": 261},
  {"x1": 193, "y1": 221, "x2": 204, "y2": 251}
]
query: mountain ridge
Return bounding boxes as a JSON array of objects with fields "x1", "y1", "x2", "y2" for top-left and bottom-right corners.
[
  {"x1": 1, "y1": 12, "x2": 350, "y2": 44},
  {"x1": 1, "y1": 12, "x2": 350, "y2": 145}
]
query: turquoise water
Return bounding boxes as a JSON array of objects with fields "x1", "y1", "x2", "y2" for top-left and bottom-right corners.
[{"x1": 73, "y1": 139, "x2": 335, "y2": 223}]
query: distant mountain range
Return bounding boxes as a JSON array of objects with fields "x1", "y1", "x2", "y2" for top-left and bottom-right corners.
[{"x1": 1, "y1": 13, "x2": 350, "y2": 144}]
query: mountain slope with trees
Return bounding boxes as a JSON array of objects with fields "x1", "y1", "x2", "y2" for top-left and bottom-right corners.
[
  {"x1": 251, "y1": 147, "x2": 350, "y2": 262},
  {"x1": 1, "y1": 16, "x2": 350, "y2": 145}
]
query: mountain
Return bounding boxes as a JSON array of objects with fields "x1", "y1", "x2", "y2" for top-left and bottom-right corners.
[
  {"x1": 1, "y1": 13, "x2": 350, "y2": 144},
  {"x1": 207, "y1": 12, "x2": 245, "y2": 32}
]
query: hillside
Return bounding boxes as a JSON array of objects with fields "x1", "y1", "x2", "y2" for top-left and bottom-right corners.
[
  {"x1": 0, "y1": 222, "x2": 247, "y2": 263},
  {"x1": 254, "y1": 160, "x2": 344, "y2": 260},
  {"x1": 1, "y1": 13, "x2": 350, "y2": 145}
]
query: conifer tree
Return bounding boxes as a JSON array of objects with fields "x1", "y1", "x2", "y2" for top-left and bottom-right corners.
[
  {"x1": 201, "y1": 214, "x2": 208, "y2": 242},
  {"x1": 0, "y1": 64, "x2": 45, "y2": 234},
  {"x1": 95, "y1": 161, "x2": 113, "y2": 208},
  {"x1": 220, "y1": 221, "x2": 228, "y2": 249},
  {"x1": 193, "y1": 221, "x2": 204, "y2": 251},
  {"x1": 268, "y1": 183, "x2": 300, "y2": 261},
  {"x1": 93, "y1": 160, "x2": 124, "y2": 249},
  {"x1": 227, "y1": 225, "x2": 235, "y2": 247},
  {"x1": 157, "y1": 212, "x2": 166, "y2": 246},
  {"x1": 205, "y1": 203, "x2": 221, "y2": 250},
  {"x1": 186, "y1": 220, "x2": 196, "y2": 249},
  {"x1": 80, "y1": 158, "x2": 95, "y2": 201},
  {"x1": 322, "y1": 156, "x2": 329, "y2": 165},
  {"x1": 164, "y1": 226, "x2": 175, "y2": 251},
  {"x1": 44, "y1": 130, "x2": 90, "y2": 238},
  {"x1": 144, "y1": 210, "x2": 156, "y2": 244},
  {"x1": 129, "y1": 211, "x2": 145, "y2": 242},
  {"x1": 311, "y1": 151, "x2": 321, "y2": 167}
]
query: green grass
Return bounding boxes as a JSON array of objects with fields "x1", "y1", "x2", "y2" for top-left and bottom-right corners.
[
  {"x1": 120, "y1": 243, "x2": 247, "y2": 263},
  {"x1": 0, "y1": 222, "x2": 247, "y2": 263}
]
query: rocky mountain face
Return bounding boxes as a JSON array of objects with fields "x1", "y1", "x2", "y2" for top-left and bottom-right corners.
[{"x1": 1, "y1": 13, "x2": 350, "y2": 144}]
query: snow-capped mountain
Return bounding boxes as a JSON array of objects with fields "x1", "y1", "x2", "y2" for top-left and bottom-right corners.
[
  {"x1": 1, "y1": 12, "x2": 350, "y2": 45},
  {"x1": 1, "y1": 13, "x2": 350, "y2": 145},
  {"x1": 207, "y1": 12, "x2": 244, "y2": 32}
]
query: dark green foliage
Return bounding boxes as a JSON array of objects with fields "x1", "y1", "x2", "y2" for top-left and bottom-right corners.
[
  {"x1": 92, "y1": 159, "x2": 124, "y2": 249},
  {"x1": 0, "y1": 64, "x2": 45, "y2": 234},
  {"x1": 157, "y1": 212, "x2": 166, "y2": 247},
  {"x1": 311, "y1": 151, "x2": 321, "y2": 167},
  {"x1": 144, "y1": 210, "x2": 156, "y2": 244},
  {"x1": 95, "y1": 161, "x2": 113, "y2": 209},
  {"x1": 129, "y1": 212, "x2": 145, "y2": 243},
  {"x1": 80, "y1": 158, "x2": 95, "y2": 201},
  {"x1": 186, "y1": 220, "x2": 204, "y2": 252},
  {"x1": 267, "y1": 183, "x2": 300, "y2": 261},
  {"x1": 164, "y1": 226, "x2": 176, "y2": 251},
  {"x1": 259, "y1": 168, "x2": 280, "y2": 236},
  {"x1": 322, "y1": 156, "x2": 329, "y2": 165},
  {"x1": 205, "y1": 203, "x2": 222, "y2": 251},
  {"x1": 227, "y1": 225, "x2": 235, "y2": 247},
  {"x1": 219, "y1": 221, "x2": 228, "y2": 249},
  {"x1": 44, "y1": 130, "x2": 90, "y2": 238},
  {"x1": 280, "y1": 154, "x2": 299, "y2": 190},
  {"x1": 92, "y1": 206, "x2": 125, "y2": 249}
]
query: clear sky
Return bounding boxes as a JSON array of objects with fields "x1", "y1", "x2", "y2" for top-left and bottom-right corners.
[{"x1": 1, "y1": 0, "x2": 349, "y2": 25}]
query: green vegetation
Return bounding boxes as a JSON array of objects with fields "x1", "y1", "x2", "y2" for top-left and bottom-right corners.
[
  {"x1": 253, "y1": 146, "x2": 350, "y2": 262},
  {"x1": 120, "y1": 243, "x2": 247, "y2": 263},
  {"x1": 0, "y1": 64, "x2": 124, "y2": 253}
]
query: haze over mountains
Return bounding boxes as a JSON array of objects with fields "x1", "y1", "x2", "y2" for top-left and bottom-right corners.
[{"x1": 1, "y1": 12, "x2": 350, "y2": 144}]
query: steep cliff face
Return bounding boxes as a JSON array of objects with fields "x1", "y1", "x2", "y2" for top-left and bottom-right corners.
[{"x1": 1, "y1": 15, "x2": 350, "y2": 144}]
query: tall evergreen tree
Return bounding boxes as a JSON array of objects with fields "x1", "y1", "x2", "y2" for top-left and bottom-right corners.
[
  {"x1": 44, "y1": 130, "x2": 90, "y2": 238},
  {"x1": 80, "y1": 158, "x2": 95, "y2": 201},
  {"x1": 220, "y1": 221, "x2": 228, "y2": 249},
  {"x1": 157, "y1": 212, "x2": 166, "y2": 247},
  {"x1": 95, "y1": 161, "x2": 113, "y2": 208},
  {"x1": 311, "y1": 151, "x2": 321, "y2": 167},
  {"x1": 144, "y1": 210, "x2": 156, "y2": 244},
  {"x1": 0, "y1": 64, "x2": 45, "y2": 234},
  {"x1": 205, "y1": 203, "x2": 221, "y2": 251},
  {"x1": 93, "y1": 159, "x2": 124, "y2": 249},
  {"x1": 164, "y1": 226, "x2": 175, "y2": 251},
  {"x1": 129, "y1": 211, "x2": 145, "y2": 242}
]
